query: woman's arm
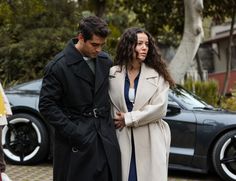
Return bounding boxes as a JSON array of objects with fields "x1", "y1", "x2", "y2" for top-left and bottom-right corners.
[{"x1": 124, "y1": 76, "x2": 169, "y2": 127}]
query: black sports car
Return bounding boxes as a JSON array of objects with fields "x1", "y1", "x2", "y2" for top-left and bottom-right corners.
[{"x1": 3, "y1": 79, "x2": 236, "y2": 181}]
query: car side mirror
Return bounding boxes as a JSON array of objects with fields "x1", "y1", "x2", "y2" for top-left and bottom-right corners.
[{"x1": 166, "y1": 102, "x2": 181, "y2": 116}]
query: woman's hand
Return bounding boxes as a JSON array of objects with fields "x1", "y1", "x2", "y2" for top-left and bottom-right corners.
[{"x1": 114, "y1": 112, "x2": 125, "y2": 129}]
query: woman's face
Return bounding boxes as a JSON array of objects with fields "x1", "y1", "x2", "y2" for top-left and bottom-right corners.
[{"x1": 134, "y1": 32, "x2": 149, "y2": 62}]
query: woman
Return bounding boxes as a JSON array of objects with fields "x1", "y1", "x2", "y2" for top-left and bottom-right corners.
[{"x1": 109, "y1": 27, "x2": 175, "y2": 181}]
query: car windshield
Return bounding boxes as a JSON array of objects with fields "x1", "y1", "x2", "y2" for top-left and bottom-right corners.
[
  {"x1": 11, "y1": 79, "x2": 42, "y2": 92},
  {"x1": 169, "y1": 85, "x2": 213, "y2": 110}
]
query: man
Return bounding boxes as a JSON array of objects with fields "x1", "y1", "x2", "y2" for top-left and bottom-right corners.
[{"x1": 39, "y1": 16, "x2": 121, "y2": 181}]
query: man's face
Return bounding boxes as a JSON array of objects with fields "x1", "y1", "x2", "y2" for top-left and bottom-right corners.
[{"x1": 78, "y1": 34, "x2": 106, "y2": 58}]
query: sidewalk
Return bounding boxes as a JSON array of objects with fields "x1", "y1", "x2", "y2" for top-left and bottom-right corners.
[
  {"x1": 5, "y1": 163, "x2": 53, "y2": 181},
  {"x1": 5, "y1": 163, "x2": 219, "y2": 181}
]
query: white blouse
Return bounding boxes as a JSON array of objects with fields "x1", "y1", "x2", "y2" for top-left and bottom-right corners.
[{"x1": 128, "y1": 88, "x2": 135, "y2": 103}]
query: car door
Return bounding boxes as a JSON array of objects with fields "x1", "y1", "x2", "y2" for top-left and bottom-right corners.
[{"x1": 164, "y1": 97, "x2": 197, "y2": 168}]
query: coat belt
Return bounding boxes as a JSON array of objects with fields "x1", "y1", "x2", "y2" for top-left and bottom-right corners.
[
  {"x1": 65, "y1": 106, "x2": 109, "y2": 119},
  {"x1": 82, "y1": 107, "x2": 108, "y2": 118}
]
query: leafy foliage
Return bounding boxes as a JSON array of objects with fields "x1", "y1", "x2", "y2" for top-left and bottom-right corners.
[
  {"x1": 183, "y1": 79, "x2": 236, "y2": 111},
  {"x1": 221, "y1": 96, "x2": 236, "y2": 111},
  {"x1": 124, "y1": 0, "x2": 184, "y2": 46},
  {"x1": 0, "y1": 0, "x2": 137, "y2": 86},
  {"x1": 221, "y1": 83, "x2": 236, "y2": 111},
  {"x1": 203, "y1": 0, "x2": 236, "y2": 24},
  {"x1": 124, "y1": 0, "x2": 236, "y2": 45},
  {"x1": 0, "y1": 0, "x2": 79, "y2": 86},
  {"x1": 183, "y1": 78, "x2": 219, "y2": 107},
  {"x1": 1, "y1": 0, "x2": 235, "y2": 87}
]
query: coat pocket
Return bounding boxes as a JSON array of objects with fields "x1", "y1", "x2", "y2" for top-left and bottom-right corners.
[{"x1": 69, "y1": 118, "x2": 96, "y2": 150}]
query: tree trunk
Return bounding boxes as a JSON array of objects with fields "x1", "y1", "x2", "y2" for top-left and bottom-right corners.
[
  {"x1": 222, "y1": 8, "x2": 235, "y2": 96},
  {"x1": 169, "y1": 0, "x2": 204, "y2": 83},
  {"x1": 196, "y1": 52, "x2": 204, "y2": 81},
  {"x1": 94, "y1": 0, "x2": 106, "y2": 17}
]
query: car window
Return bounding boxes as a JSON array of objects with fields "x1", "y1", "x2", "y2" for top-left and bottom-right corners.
[
  {"x1": 170, "y1": 85, "x2": 210, "y2": 110},
  {"x1": 14, "y1": 79, "x2": 42, "y2": 91}
]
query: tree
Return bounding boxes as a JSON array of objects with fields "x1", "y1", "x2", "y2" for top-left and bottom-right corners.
[
  {"x1": 0, "y1": 0, "x2": 79, "y2": 85},
  {"x1": 222, "y1": 9, "x2": 235, "y2": 96},
  {"x1": 124, "y1": 0, "x2": 204, "y2": 83},
  {"x1": 1, "y1": 0, "x2": 234, "y2": 87},
  {"x1": 0, "y1": 0, "x2": 136, "y2": 86},
  {"x1": 203, "y1": 0, "x2": 236, "y2": 96},
  {"x1": 125, "y1": 0, "x2": 236, "y2": 85},
  {"x1": 169, "y1": 0, "x2": 204, "y2": 83},
  {"x1": 125, "y1": 0, "x2": 184, "y2": 45}
]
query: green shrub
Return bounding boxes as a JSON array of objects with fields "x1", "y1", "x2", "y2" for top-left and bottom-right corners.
[
  {"x1": 220, "y1": 83, "x2": 236, "y2": 111},
  {"x1": 221, "y1": 97, "x2": 236, "y2": 111},
  {"x1": 183, "y1": 78, "x2": 219, "y2": 107},
  {"x1": 183, "y1": 79, "x2": 236, "y2": 111}
]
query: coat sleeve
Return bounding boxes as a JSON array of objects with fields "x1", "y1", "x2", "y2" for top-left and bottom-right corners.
[
  {"x1": 124, "y1": 76, "x2": 169, "y2": 127},
  {"x1": 39, "y1": 62, "x2": 80, "y2": 142}
]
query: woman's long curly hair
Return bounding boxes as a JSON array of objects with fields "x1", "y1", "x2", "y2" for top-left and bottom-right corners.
[{"x1": 114, "y1": 27, "x2": 175, "y2": 87}]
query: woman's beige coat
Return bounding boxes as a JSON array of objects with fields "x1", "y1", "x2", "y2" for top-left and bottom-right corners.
[
  {"x1": 0, "y1": 83, "x2": 12, "y2": 125},
  {"x1": 109, "y1": 63, "x2": 171, "y2": 181}
]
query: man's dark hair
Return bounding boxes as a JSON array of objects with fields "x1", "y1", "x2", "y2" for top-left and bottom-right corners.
[{"x1": 78, "y1": 16, "x2": 109, "y2": 41}]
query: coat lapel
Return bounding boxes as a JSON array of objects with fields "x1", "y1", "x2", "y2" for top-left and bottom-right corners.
[
  {"x1": 64, "y1": 38, "x2": 94, "y2": 84},
  {"x1": 70, "y1": 61, "x2": 94, "y2": 84},
  {"x1": 94, "y1": 55, "x2": 109, "y2": 94},
  {"x1": 133, "y1": 63, "x2": 158, "y2": 110},
  {"x1": 109, "y1": 66, "x2": 128, "y2": 112},
  {"x1": 109, "y1": 64, "x2": 159, "y2": 112}
]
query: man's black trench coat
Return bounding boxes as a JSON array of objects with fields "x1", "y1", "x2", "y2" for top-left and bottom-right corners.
[{"x1": 39, "y1": 39, "x2": 121, "y2": 181}]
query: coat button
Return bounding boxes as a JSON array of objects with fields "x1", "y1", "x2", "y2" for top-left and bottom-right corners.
[{"x1": 72, "y1": 147, "x2": 79, "y2": 152}]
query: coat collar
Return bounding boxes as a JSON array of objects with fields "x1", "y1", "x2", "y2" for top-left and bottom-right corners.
[
  {"x1": 64, "y1": 38, "x2": 84, "y2": 65},
  {"x1": 109, "y1": 63, "x2": 158, "y2": 79},
  {"x1": 63, "y1": 38, "x2": 94, "y2": 84},
  {"x1": 109, "y1": 66, "x2": 127, "y2": 112},
  {"x1": 109, "y1": 63, "x2": 159, "y2": 111},
  {"x1": 133, "y1": 63, "x2": 158, "y2": 110},
  {"x1": 63, "y1": 38, "x2": 110, "y2": 94}
]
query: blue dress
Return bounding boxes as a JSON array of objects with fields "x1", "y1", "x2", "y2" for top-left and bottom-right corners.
[{"x1": 124, "y1": 72, "x2": 140, "y2": 181}]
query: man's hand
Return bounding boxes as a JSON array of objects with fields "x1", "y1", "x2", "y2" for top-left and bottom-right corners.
[{"x1": 114, "y1": 112, "x2": 125, "y2": 129}]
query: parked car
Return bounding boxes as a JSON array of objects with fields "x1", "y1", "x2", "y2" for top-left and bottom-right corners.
[{"x1": 3, "y1": 79, "x2": 236, "y2": 181}]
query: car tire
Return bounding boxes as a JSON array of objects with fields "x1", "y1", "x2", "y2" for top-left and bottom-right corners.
[
  {"x1": 212, "y1": 130, "x2": 236, "y2": 181},
  {"x1": 2, "y1": 113, "x2": 49, "y2": 164}
]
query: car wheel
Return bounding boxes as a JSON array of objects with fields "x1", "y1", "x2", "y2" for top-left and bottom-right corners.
[
  {"x1": 2, "y1": 113, "x2": 49, "y2": 164},
  {"x1": 212, "y1": 130, "x2": 236, "y2": 181}
]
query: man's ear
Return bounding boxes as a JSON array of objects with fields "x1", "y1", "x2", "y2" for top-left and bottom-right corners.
[{"x1": 78, "y1": 33, "x2": 84, "y2": 42}]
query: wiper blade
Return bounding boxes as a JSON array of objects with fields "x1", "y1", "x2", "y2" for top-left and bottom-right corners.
[{"x1": 193, "y1": 106, "x2": 214, "y2": 110}]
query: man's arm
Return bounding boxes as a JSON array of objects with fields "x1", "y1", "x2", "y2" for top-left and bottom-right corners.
[{"x1": 39, "y1": 62, "x2": 79, "y2": 142}]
